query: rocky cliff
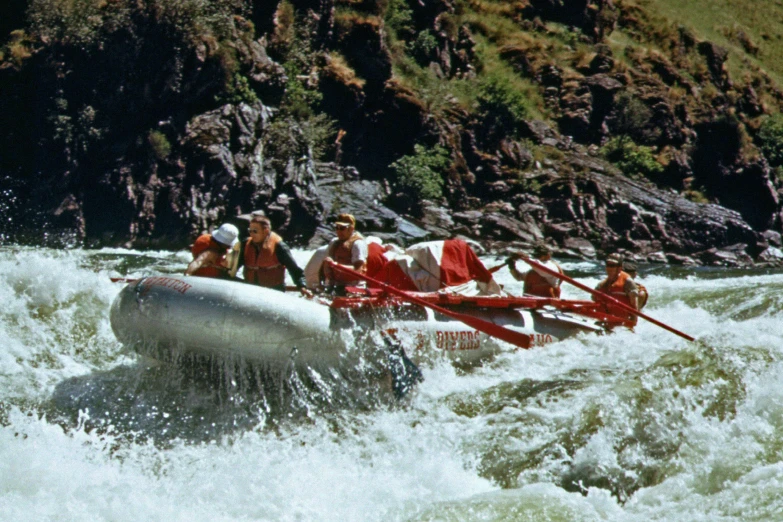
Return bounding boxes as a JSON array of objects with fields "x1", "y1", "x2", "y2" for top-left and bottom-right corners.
[{"x1": 2, "y1": 0, "x2": 783, "y2": 266}]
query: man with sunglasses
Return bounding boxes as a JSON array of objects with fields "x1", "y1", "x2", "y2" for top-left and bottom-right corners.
[
  {"x1": 238, "y1": 214, "x2": 310, "y2": 296},
  {"x1": 322, "y1": 213, "x2": 368, "y2": 295}
]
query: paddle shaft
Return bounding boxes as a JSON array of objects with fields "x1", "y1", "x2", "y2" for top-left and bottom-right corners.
[
  {"x1": 488, "y1": 263, "x2": 505, "y2": 274},
  {"x1": 515, "y1": 255, "x2": 695, "y2": 342},
  {"x1": 325, "y1": 261, "x2": 531, "y2": 350}
]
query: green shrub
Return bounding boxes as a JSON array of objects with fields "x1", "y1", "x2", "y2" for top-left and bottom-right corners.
[
  {"x1": 683, "y1": 189, "x2": 709, "y2": 203},
  {"x1": 476, "y1": 74, "x2": 529, "y2": 137},
  {"x1": 27, "y1": 0, "x2": 245, "y2": 48},
  {"x1": 263, "y1": 10, "x2": 336, "y2": 163},
  {"x1": 390, "y1": 144, "x2": 450, "y2": 200},
  {"x1": 601, "y1": 136, "x2": 664, "y2": 179},
  {"x1": 264, "y1": 113, "x2": 335, "y2": 162},
  {"x1": 384, "y1": 0, "x2": 414, "y2": 38},
  {"x1": 274, "y1": 12, "x2": 323, "y2": 119},
  {"x1": 216, "y1": 73, "x2": 259, "y2": 105},
  {"x1": 757, "y1": 114, "x2": 783, "y2": 167},
  {"x1": 410, "y1": 30, "x2": 439, "y2": 64},
  {"x1": 148, "y1": 130, "x2": 171, "y2": 160},
  {"x1": 611, "y1": 92, "x2": 659, "y2": 143}
]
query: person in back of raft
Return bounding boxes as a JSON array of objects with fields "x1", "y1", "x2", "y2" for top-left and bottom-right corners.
[
  {"x1": 594, "y1": 253, "x2": 640, "y2": 323},
  {"x1": 623, "y1": 260, "x2": 649, "y2": 309},
  {"x1": 322, "y1": 213, "x2": 368, "y2": 296},
  {"x1": 507, "y1": 243, "x2": 563, "y2": 298},
  {"x1": 184, "y1": 223, "x2": 240, "y2": 278},
  {"x1": 239, "y1": 215, "x2": 311, "y2": 296}
]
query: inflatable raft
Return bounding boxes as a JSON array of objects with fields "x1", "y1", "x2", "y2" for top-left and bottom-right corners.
[{"x1": 110, "y1": 275, "x2": 631, "y2": 370}]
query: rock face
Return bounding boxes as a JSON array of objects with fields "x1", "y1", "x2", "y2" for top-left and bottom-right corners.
[{"x1": 1, "y1": 0, "x2": 782, "y2": 267}]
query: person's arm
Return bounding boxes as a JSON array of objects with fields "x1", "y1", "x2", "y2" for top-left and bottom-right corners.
[
  {"x1": 506, "y1": 256, "x2": 524, "y2": 281},
  {"x1": 592, "y1": 279, "x2": 607, "y2": 301},
  {"x1": 226, "y1": 241, "x2": 242, "y2": 278},
  {"x1": 276, "y1": 241, "x2": 307, "y2": 289},
  {"x1": 235, "y1": 241, "x2": 246, "y2": 272},
  {"x1": 624, "y1": 278, "x2": 640, "y2": 310},
  {"x1": 352, "y1": 240, "x2": 368, "y2": 273},
  {"x1": 185, "y1": 250, "x2": 218, "y2": 276}
]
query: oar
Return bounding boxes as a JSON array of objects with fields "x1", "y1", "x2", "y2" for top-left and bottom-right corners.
[
  {"x1": 488, "y1": 262, "x2": 506, "y2": 274},
  {"x1": 325, "y1": 261, "x2": 532, "y2": 349},
  {"x1": 516, "y1": 255, "x2": 695, "y2": 342}
]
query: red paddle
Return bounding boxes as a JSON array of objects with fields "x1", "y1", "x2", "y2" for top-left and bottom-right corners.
[
  {"x1": 488, "y1": 263, "x2": 506, "y2": 274},
  {"x1": 325, "y1": 261, "x2": 532, "y2": 350},
  {"x1": 516, "y1": 255, "x2": 695, "y2": 342}
]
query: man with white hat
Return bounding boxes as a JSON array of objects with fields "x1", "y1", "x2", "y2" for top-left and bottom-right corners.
[{"x1": 185, "y1": 223, "x2": 240, "y2": 278}]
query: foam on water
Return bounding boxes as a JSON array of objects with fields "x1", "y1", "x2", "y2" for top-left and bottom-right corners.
[{"x1": 2, "y1": 248, "x2": 783, "y2": 521}]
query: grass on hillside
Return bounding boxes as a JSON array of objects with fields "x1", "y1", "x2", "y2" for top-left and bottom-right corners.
[{"x1": 645, "y1": 0, "x2": 783, "y2": 86}]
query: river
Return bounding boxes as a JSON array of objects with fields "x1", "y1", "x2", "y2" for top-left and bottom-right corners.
[{"x1": 1, "y1": 245, "x2": 782, "y2": 521}]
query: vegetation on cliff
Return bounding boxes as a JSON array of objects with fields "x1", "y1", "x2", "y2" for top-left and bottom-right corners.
[{"x1": 2, "y1": 0, "x2": 783, "y2": 264}]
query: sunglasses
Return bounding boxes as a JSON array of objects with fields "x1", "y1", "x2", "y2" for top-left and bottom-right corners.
[{"x1": 335, "y1": 224, "x2": 350, "y2": 230}]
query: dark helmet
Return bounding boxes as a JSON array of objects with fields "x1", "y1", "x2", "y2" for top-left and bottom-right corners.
[
  {"x1": 532, "y1": 244, "x2": 551, "y2": 258},
  {"x1": 605, "y1": 253, "x2": 623, "y2": 267}
]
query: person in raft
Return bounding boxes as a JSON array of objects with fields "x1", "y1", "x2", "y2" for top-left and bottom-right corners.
[
  {"x1": 594, "y1": 253, "x2": 641, "y2": 323},
  {"x1": 238, "y1": 214, "x2": 311, "y2": 296},
  {"x1": 184, "y1": 223, "x2": 240, "y2": 278},
  {"x1": 322, "y1": 213, "x2": 368, "y2": 295},
  {"x1": 622, "y1": 260, "x2": 648, "y2": 309},
  {"x1": 506, "y1": 243, "x2": 564, "y2": 298}
]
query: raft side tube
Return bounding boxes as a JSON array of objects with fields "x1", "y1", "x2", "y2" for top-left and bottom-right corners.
[{"x1": 110, "y1": 276, "x2": 342, "y2": 366}]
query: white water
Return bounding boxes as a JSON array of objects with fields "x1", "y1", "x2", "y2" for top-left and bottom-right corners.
[{"x1": 1, "y1": 247, "x2": 783, "y2": 521}]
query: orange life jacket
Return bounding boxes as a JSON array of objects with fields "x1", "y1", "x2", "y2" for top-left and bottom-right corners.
[
  {"x1": 524, "y1": 264, "x2": 562, "y2": 298},
  {"x1": 243, "y1": 233, "x2": 285, "y2": 287},
  {"x1": 598, "y1": 270, "x2": 638, "y2": 322},
  {"x1": 327, "y1": 232, "x2": 364, "y2": 284},
  {"x1": 190, "y1": 234, "x2": 228, "y2": 278},
  {"x1": 599, "y1": 271, "x2": 632, "y2": 303}
]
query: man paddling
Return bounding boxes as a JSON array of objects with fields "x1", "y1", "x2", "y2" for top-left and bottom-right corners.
[
  {"x1": 507, "y1": 243, "x2": 563, "y2": 298},
  {"x1": 595, "y1": 253, "x2": 640, "y2": 322},
  {"x1": 237, "y1": 214, "x2": 311, "y2": 296},
  {"x1": 184, "y1": 223, "x2": 240, "y2": 278}
]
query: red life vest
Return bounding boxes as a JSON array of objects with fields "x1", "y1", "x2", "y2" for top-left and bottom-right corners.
[
  {"x1": 190, "y1": 234, "x2": 228, "y2": 278},
  {"x1": 524, "y1": 264, "x2": 562, "y2": 298},
  {"x1": 327, "y1": 232, "x2": 364, "y2": 284},
  {"x1": 243, "y1": 233, "x2": 285, "y2": 287}
]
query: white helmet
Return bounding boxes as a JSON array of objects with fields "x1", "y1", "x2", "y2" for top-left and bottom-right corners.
[{"x1": 212, "y1": 223, "x2": 239, "y2": 247}]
